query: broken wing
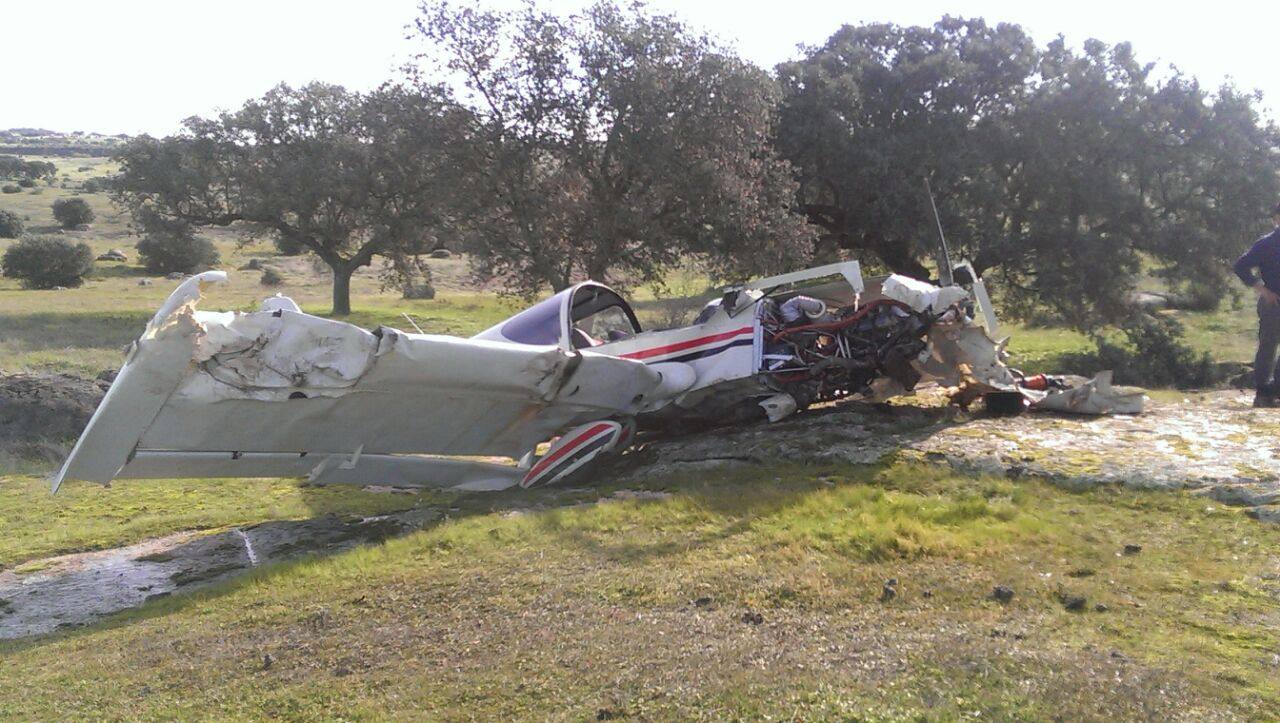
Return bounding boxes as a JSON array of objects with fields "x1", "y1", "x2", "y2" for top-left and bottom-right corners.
[{"x1": 55, "y1": 273, "x2": 668, "y2": 491}]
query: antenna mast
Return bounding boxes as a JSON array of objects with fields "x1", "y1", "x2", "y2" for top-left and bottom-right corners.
[{"x1": 925, "y1": 177, "x2": 954, "y2": 287}]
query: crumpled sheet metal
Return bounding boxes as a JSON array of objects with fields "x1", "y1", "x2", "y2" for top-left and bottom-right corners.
[
  {"x1": 56, "y1": 274, "x2": 673, "y2": 487},
  {"x1": 1023, "y1": 371, "x2": 1146, "y2": 415}
]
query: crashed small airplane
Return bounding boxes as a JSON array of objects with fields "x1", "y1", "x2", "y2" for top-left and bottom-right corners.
[{"x1": 55, "y1": 261, "x2": 1143, "y2": 493}]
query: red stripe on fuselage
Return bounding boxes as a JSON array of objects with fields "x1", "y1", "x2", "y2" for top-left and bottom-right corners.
[
  {"x1": 523, "y1": 422, "x2": 615, "y2": 484},
  {"x1": 619, "y1": 327, "x2": 753, "y2": 360}
]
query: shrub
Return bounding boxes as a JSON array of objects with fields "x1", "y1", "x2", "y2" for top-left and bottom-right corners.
[
  {"x1": 273, "y1": 235, "x2": 307, "y2": 255},
  {"x1": 51, "y1": 197, "x2": 95, "y2": 229},
  {"x1": 1085, "y1": 314, "x2": 1219, "y2": 389},
  {"x1": 260, "y1": 267, "x2": 284, "y2": 286},
  {"x1": 1, "y1": 235, "x2": 94, "y2": 288},
  {"x1": 81, "y1": 176, "x2": 114, "y2": 193},
  {"x1": 135, "y1": 225, "x2": 221, "y2": 274},
  {"x1": 0, "y1": 210, "x2": 23, "y2": 238},
  {"x1": 1, "y1": 185, "x2": 19, "y2": 194}
]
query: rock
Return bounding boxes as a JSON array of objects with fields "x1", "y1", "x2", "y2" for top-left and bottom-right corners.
[
  {"x1": 261, "y1": 653, "x2": 273, "y2": 671},
  {"x1": 96, "y1": 250, "x2": 127, "y2": 262},
  {"x1": 880, "y1": 580, "x2": 897, "y2": 602},
  {"x1": 240, "y1": 258, "x2": 263, "y2": 270},
  {"x1": 402, "y1": 283, "x2": 436, "y2": 300},
  {"x1": 137, "y1": 278, "x2": 153, "y2": 286},
  {"x1": 1202, "y1": 484, "x2": 1280, "y2": 507},
  {"x1": 1130, "y1": 291, "x2": 1170, "y2": 310},
  {"x1": 692, "y1": 596, "x2": 712, "y2": 608},
  {"x1": 741, "y1": 611, "x2": 764, "y2": 625},
  {"x1": 73, "y1": 223, "x2": 90, "y2": 231},
  {"x1": 1247, "y1": 507, "x2": 1280, "y2": 525},
  {"x1": 429, "y1": 248, "x2": 452, "y2": 259},
  {"x1": 96, "y1": 369, "x2": 118, "y2": 383},
  {"x1": 1061, "y1": 595, "x2": 1087, "y2": 612},
  {"x1": 0, "y1": 373, "x2": 106, "y2": 453},
  {"x1": 165, "y1": 272, "x2": 184, "y2": 280},
  {"x1": 51, "y1": 286, "x2": 68, "y2": 291},
  {"x1": 1122, "y1": 544, "x2": 1143, "y2": 556},
  {"x1": 989, "y1": 585, "x2": 1015, "y2": 604},
  {"x1": 1094, "y1": 603, "x2": 1109, "y2": 612}
]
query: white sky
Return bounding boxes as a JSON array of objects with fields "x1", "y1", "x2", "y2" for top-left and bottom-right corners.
[{"x1": 5, "y1": 0, "x2": 1278, "y2": 136}]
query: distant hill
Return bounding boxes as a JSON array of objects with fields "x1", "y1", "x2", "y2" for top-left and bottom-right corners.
[{"x1": 0, "y1": 128, "x2": 129, "y2": 157}]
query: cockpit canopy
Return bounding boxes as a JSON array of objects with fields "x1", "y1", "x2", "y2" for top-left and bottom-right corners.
[{"x1": 473, "y1": 282, "x2": 642, "y2": 350}]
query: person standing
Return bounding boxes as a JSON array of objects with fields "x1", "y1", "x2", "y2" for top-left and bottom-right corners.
[{"x1": 1233, "y1": 202, "x2": 1280, "y2": 407}]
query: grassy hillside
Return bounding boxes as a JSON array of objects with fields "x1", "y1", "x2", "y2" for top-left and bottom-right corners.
[{"x1": 3, "y1": 463, "x2": 1278, "y2": 719}]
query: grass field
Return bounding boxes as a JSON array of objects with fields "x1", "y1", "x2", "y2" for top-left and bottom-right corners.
[
  {"x1": 2, "y1": 462, "x2": 1278, "y2": 719},
  {"x1": 2, "y1": 157, "x2": 1278, "y2": 719}
]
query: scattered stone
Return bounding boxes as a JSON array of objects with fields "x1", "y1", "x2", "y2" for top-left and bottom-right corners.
[
  {"x1": 741, "y1": 611, "x2": 764, "y2": 625},
  {"x1": 1247, "y1": 507, "x2": 1280, "y2": 525},
  {"x1": 989, "y1": 585, "x2": 1015, "y2": 604},
  {"x1": 1061, "y1": 594, "x2": 1087, "y2": 612},
  {"x1": 1122, "y1": 544, "x2": 1143, "y2": 556},
  {"x1": 137, "y1": 278, "x2": 153, "y2": 286},
  {"x1": 1094, "y1": 603, "x2": 1109, "y2": 612},
  {"x1": 922, "y1": 589, "x2": 933, "y2": 598},
  {"x1": 880, "y1": 579, "x2": 898, "y2": 602},
  {"x1": 429, "y1": 248, "x2": 452, "y2": 259}
]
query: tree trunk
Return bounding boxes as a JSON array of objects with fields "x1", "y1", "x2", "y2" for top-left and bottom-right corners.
[{"x1": 331, "y1": 264, "x2": 354, "y2": 316}]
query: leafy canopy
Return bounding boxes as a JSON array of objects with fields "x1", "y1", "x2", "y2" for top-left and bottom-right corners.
[
  {"x1": 411, "y1": 0, "x2": 815, "y2": 296},
  {"x1": 112, "y1": 83, "x2": 473, "y2": 315}
]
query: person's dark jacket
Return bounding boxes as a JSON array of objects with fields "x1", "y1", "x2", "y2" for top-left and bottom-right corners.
[{"x1": 1234, "y1": 227, "x2": 1280, "y2": 291}]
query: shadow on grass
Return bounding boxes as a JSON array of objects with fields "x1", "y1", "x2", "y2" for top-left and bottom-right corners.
[
  {"x1": 0, "y1": 310, "x2": 148, "y2": 353},
  {"x1": 0, "y1": 400, "x2": 976, "y2": 650}
]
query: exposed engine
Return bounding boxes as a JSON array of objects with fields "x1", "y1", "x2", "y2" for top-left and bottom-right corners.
[{"x1": 760, "y1": 296, "x2": 935, "y2": 407}]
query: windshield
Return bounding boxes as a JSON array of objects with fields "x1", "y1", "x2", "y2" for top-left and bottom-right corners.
[{"x1": 496, "y1": 291, "x2": 569, "y2": 346}]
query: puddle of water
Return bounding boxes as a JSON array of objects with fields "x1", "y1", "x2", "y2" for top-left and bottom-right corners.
[{"x1": 0, "y1": 509, "x2": 438, "y2": 641}]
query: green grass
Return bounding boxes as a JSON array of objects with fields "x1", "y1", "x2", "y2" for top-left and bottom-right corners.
[
  {"x1": 0, "y1": 475, "x2": 422, "y2": 570},
  {"x1": 2, "y1": 462, "x2": 1278, "y2": 719}
]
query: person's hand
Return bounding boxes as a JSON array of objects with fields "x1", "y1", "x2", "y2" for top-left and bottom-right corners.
[{"x1": 1257, "y1": 282, "x2": 1279, "y2": 305}]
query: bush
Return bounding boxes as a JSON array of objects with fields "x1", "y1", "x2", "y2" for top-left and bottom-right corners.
[
  {"x1": 273, "y1": 235, "x2": 307, "y2": 256},
  {"x1": 1, "y1": 235, "x2": 94, "y2": 289},
  {"x1": 1085, "y1": 314, "x2": 1220, "y2": 389},
  {"x1": 51, "y1": 197, "x2": 94, "y2": 229},
  {"x1": 135, "y1": 226, "x2": 221, "y2": 274},
  {"x1": 1, "y1": 185, "x2": 19, "y2": 194},
  {"x1": 81, "y1": 176, "x2": 114, "y2": 193},
  {"x1": 260, "y1": 267, "x2": 284, "y2": 286},
  {"x1": 0, "y1": 210, "x2": 22, "y2": 238}
]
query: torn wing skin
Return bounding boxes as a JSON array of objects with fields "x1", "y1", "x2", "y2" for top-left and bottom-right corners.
[{"x1": 54, "y1": 272, "x2": 673, "y2": 492}]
